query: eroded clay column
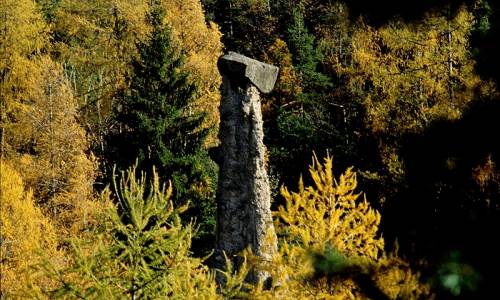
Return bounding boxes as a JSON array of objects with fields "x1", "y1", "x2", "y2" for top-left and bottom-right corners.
[{"x1": 215, "y1": 52, "x2": 279, "y2": 283}]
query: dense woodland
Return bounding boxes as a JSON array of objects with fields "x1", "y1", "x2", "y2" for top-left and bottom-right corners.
[{"x1": 1, "y1": 0, "x2": 500, "y2": 298}]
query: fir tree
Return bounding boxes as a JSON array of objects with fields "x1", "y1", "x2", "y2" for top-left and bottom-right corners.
[
  {"x1": 108, "y1": 5, "x2": 217, "y2": 255},
  {"x1": 286, "y1": 6, "x2": 330, "y2": 90}
]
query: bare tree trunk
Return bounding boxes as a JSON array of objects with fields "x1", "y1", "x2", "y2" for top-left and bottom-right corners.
[
  {"x1": 48, "y1": 82, "x2": 58, "y2": 217},
  {"x1": 447, "y1": 5, "x2": 455, "y2": 104}
]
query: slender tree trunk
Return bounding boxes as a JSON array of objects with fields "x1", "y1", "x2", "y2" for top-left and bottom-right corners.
[
  {"x1": 48, "y1": 82, "x2": 57, "y2": 216},
  {"x1": 447, "y1": 5, "x2": 455, "y2": 104}
]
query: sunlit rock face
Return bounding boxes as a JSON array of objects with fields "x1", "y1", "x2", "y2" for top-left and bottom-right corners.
[{"x1": 215, "y1": 52, "x2": 278, "y2": 283}]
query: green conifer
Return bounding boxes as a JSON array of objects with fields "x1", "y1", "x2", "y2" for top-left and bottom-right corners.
[
  {"x1": 286, "y1": 6, "x2": 330, "y2": 90},
  {"x1": 42, "y1": 166, "x2": 217, "y2": 299},
  {"x1": 108, "y1": 5, "x2": 217, "y2": 255}
]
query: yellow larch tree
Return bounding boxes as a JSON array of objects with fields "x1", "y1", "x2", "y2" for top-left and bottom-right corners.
[
  {"x1": 0, "y1": 0, "x2": 49, "y2": 157},
  {"x1": 0, "y1": 160, "x2": 59, "y2": 298},
  {"x1": 267, "y1": 154, "x2": 385, "y2": 298},
  {"x1": 1, "y1": 0, "x2": 100, "y2": 239},
  {"x1": 12, "y1": 57, "x2": 97, "y2": 234},
  {"x1": 277, "y1": 155, "x2": 384, "y2": 258},
  {"x1": 262, "y1": 38, "x2": 302, "y2": 115},
  {"x1": 350, "y1": 6, "x2": 484, "y2": 138},
  {"x1": 49, "y1": 0, "x2": 151, "y2": 158},
  {"x1": 161, "y1": 0, "x2": 223, "y2": 145},
  {"x1": 217, "y1": 155, "x2": 431, "y2": 299}
]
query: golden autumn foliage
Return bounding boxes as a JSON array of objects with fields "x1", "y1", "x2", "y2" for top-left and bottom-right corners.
[
  {"x1": 473, "y1": 154, "x2": 499, "y2": 192},
  {"x1": 348, "y1": 5, "x2": 491, "y2": 137},
  {"x1": 1, "y1": 0, "x2": 98, "y2": 236},
  {"x1": 52, "y1": 0, "x2": 151, "y2": 101},
  {"x1": 50, "y1": 0, "x2": 151, "y2": 153},
  {"x1": 372, "y1": 253, "x2": 433, "y2": 299},
  {"x1": 50, "y1": 0, "x2": 223, "y2": 148},
  {"x1": 4, "y1": 1, "x2": 497, "y2": 298},
  {"x1": 262, "y1": 38, "x2": 303, "y2": 115},
  {"x1": 0, "y1": 161, "x2": 59, "y2": 298},
  {"x1": 161, "y1": 0, "x2": 223, "y2": 145},
  {"x1": 0, "y1": 0, "x2": 49, "y2": 150},
  {"x1": 277, "y1": 154, "x2": 383, "y2": 258},
  {"x1": 7, "y1": 57, "x2": 97, "y2": 235},
  {"x1": 216, "y1": 155, "x2": 431, "y2": 299},
  {"x1": 314, "y1": 4, "x2": 498, "y2": 196},
  {"x1": 0, "y1": 0, "x2": 47, "y2": 59},
  {"x1": 27, "y1": 155, "x2": 431, "y2": 299}
]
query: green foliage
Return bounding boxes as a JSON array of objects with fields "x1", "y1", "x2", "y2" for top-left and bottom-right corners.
[
  {"x1": 434, "y1": 251, "x2": 481, "y2": 296},
  {"x1": 472, "y1": 0, "x2": 492, "y2": 36},
  {"x1": 210, "y1": 0, "x2": 277, "y2": 57},
  {"x1": 262, "y1": 4, "x2": 356, "y2": 195},
  {"x1": 108, "y1": 4, "x2": 217, "y2": 254},
  {"x1": 112, "y1": 7, "x2": 202, "y2": 168},
  {"x1": 160, "y1": 0, "x2": 223, "y2": 146},
  {"x1": 36, "y1": 0, "x2": 62, "y2": 22},
  {"x1": 41, "y1": 166, "x2": 217, "y2": 299},
  {"x1": 287, "y1": 7, "x2": 330, "y2": 90},
  {"x1": 311, "y1": 246, "x2": 353, "y2": 278}
]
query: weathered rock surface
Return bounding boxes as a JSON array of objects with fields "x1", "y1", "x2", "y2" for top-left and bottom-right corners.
[
  {"x1": 217, "y1": 51, "x2": 279, "y2": 94},
  {"x1": 215, "y1": 52, "x2": 278, "y2": 283}
]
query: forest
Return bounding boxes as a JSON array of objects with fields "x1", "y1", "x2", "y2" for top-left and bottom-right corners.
[{"x1": 1, "y1": 0, "x2": 500, "y2": 298}]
